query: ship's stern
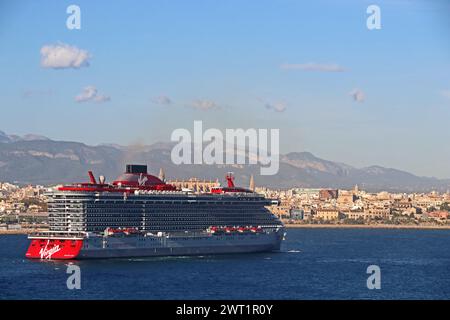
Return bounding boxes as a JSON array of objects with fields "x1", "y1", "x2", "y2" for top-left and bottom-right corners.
[{"x1": 26, "y1": 233, "x2": 84, "y2": 260}]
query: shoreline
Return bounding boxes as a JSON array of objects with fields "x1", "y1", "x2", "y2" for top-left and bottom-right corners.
[
  {"x1": 284, "y1": 223, "x2": 450, "y2": 230},
  {"x1": 1, "y1": 224, "x2": 450, "y2": 235},
  {"x1": 0, "y1": 229, "x2": 47, "y2": 235}
]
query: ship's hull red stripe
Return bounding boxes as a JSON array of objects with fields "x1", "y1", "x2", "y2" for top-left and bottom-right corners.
[{"x1": 25, "y1": 239, "x2": 83, "y2": 260}]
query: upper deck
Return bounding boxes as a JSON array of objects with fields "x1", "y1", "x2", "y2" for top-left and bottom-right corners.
[
  {"x1": 44, "y1": 164, "x2": 282, "y2": 233},
  {"x1": 56, "y1": 164, "x2": 259, "y2": 197}
]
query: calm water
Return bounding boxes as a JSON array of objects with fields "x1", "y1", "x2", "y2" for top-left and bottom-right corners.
[{"x1": 1, "y1": 228, "x2": 450, "y2": 300}]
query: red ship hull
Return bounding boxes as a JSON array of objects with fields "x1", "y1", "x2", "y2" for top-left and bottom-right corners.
[{"x1": 25, "y1": 239, "x2": 83, "y2": 260}]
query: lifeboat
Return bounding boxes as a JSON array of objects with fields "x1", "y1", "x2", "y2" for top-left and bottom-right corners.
[
  {"x1": 123, "y1": 228, "x2": 140, "y2": 235},
  {"x1": 106, "y1": 227, "x2": 140, "y2": 236},
  {"x1": 250, "y1": 227, "x2": 263, "y2": 233},
  {"x1": 225, "y1": 227, "x2": 237, "y2": 233},
  {"x1": 208, "y1": 226, "x2": 219, "y2": 233}
]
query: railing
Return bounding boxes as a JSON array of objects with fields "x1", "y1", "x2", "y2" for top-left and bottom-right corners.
[{"x1": 28, "y1": 230, "x2": 86, "y2": 239}]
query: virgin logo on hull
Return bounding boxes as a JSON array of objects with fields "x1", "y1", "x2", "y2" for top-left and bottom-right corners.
[{"x1": 39, "y1": 240, "x2": 62, "y2": 259}]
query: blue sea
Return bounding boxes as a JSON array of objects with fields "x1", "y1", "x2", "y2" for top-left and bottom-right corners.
[{"x1": 1, "y1": 228, "x2": 450, "y2": 300}]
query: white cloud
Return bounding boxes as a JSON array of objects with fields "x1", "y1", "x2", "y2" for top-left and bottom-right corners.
[
  {"x1": 40, "y1": 43, "x2": 91, "y2": 69},
  {"x1": 189, "y1": 99, "x2": 219, "y2": 111},
  {"x1": 349, "y1": 88, "x2": 365, "y2": 103},
  {"x1": 257, "y1": 97, "x2": 287, "y2": 113},
  {"x1": 281, "y1": 62, "x2": 345, "y2": 72},
  {"x1": 265, "y1": 102, "x2": 286, "y2": 113},
  {"x1": 22, "y1": 89, "x2": 53, "y2": 98},
  {"x1": 152, "y1": 95, "x2": 172, "y2": 105},
  {"x1": 75, "y1": 86, "x2": 110, "y2": 103},
  {"x1": 441, "y1": 90, "x2": 450, "y2": 99}
]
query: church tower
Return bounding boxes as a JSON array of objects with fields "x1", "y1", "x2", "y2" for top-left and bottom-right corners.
[
  {"x1": 158, "y1": 168, "x2": 165, "y2": 182},
  {"x1": 249, "y1": 175, "x2": 255, "y2": 192}
]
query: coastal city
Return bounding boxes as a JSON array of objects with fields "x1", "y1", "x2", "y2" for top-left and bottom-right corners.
[
  {"x1": 1, "y1": 173, "x2": 449, "y2": 233},
  {"x1": 2, "y1": 0, "x2": 450, "y2": 304}
]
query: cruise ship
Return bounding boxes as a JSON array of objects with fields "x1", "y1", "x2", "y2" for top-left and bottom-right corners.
[{"x1": 25, "y1": 164, "x2": 285, "y2": 259}]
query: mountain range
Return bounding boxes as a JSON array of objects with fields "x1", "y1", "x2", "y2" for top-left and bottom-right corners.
[{"x1": 0, "y1": 130, "x2": 449, "y2": 192}]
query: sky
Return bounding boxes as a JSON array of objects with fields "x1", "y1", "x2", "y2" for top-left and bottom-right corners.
[{"x1": 0, "y1": 0, "x2": 449, "y2": 178}]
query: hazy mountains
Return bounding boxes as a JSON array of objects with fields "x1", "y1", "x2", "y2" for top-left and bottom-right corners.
[
  {"x1": 0, "y1": 131, "x2": 449, "y2": 192},
  {"x1": 0, "y1": 130, "x2": 50, "y2": 143}
]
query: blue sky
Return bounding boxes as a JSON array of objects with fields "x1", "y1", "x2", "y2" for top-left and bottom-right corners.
[{"x1": 0, "y1": 0, "x2": 450, "y2": 178}]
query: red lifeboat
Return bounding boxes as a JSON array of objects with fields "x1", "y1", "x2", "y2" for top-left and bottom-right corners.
[{"x1": 250, "y1": 226, "x2": 263, "y2": 233}]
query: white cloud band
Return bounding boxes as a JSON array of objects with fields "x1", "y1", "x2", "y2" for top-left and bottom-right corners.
[
  {"x1": 41, "y1": 43, "x2": 91, "y2": 69},
  {"x1": 281, "y1": 63, "x2": 345, "y2": 72}
]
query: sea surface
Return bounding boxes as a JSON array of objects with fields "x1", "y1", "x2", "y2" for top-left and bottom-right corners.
[{"x1": 1, "y1": 228, "x2": 450, "y2": 300}]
